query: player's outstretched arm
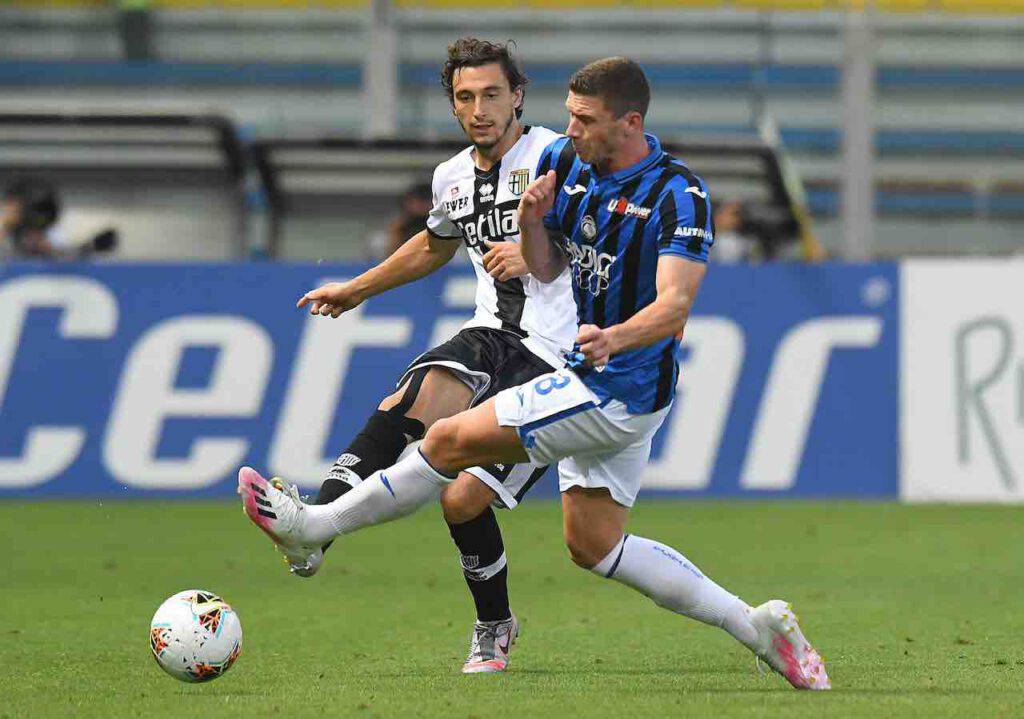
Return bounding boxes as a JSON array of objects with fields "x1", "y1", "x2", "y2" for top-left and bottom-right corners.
[
  {"x1": 297, "y1": 229, "x2": 460, "y2": 318},
  {"x1": 518, "y1": 170, "x2": 567, "y2": 283},
  {"x1": 577, "y1": 255, "x2": 706, "y2": 367}
]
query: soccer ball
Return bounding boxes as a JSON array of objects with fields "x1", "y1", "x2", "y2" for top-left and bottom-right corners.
[{"x1": 149, "y1": 590, "x2": 242, "y2": 682}]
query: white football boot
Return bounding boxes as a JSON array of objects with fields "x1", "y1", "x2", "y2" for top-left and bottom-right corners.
[
  {"x1": 462, "y1": 614, "x2": 519, "y2": 674},
  {"x1": 748, "y1": 600, "x2": 831, "y2": 690},
  {"x1": 237, "y1": 466, "x2": 324, "y2": 577}
]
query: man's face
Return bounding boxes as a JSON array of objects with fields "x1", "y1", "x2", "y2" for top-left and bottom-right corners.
[
  {"x1": 564, "y1": 91, "x2": 635, "y2": 170},
  {"x1": 402, "y1": 193, "x2": 431, "y2": 217},
  {"x1": 0, "y1": 198, "x2": 21, "y2": 232},
  {"x1": 452, "y1": 63, "x2": 522, "y2": 150},
  {"x1": 716, "y1": 201, "x2": 743, "y2": 233}
]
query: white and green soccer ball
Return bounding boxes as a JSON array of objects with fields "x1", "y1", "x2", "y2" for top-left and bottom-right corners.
[{"x1": 149, "y1": 590, "x2": 242, "y2": 682}]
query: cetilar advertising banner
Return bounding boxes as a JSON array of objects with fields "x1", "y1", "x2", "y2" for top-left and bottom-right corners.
[{"x1": 0, "y1": 262, "x2": 899, "y2": 498}]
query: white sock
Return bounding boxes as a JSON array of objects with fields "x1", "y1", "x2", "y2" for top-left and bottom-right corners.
[
  {"x1": 592, "y1": 534, "x2": 759, "y2": 650},
  {"x1": 301, "y1": 449, "x2": 448, "y2": 545}
]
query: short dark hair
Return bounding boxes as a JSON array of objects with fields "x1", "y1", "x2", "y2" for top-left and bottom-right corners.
[
  {"x1": 405, "y1": 181, "x2": 433, "y2": 202},
  {"x1": 4, "y1": 178, "x2": 60, "y2": 230},
  {"x1": 441, "y1": 38, "x2": 528, "y2": 118},
  {"x1": 569, "y1": 57, "x2": 650, "y2": 119}
]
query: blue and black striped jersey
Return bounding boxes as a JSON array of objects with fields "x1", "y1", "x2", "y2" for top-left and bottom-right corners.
[{"x1": 536, "y1": 133, "x2": 714, "y2": 414}]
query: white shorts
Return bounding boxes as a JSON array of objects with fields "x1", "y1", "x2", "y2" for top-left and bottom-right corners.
[{"x1": 493, "y1": 369, "x2": 670, "y2": 507}]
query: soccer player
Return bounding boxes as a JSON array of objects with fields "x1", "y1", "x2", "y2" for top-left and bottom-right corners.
[
  {"x1": 260, "y1": 38, "x2": 575, "y2": 673},
  {"x1": 242, "y1": 57, "x2": 830, "y2": 690}
]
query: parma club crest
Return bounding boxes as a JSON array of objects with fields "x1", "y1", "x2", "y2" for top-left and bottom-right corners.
[{"x1": 508, "y1": 168, "x2": 530, "y2": 196}]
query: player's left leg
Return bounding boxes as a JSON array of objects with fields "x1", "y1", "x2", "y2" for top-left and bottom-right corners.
[
  {"x1": 442, "y1": 480, "x2": 510, "y2": 624},
  {"x1": 558, "y1": 449, "x2": 831, "y2": 690},
  {"x1": 441, "y1": 477, "x2": 519, "y2": 673},
  {"x1": 438, "y1": 458, "x2": 545, "y2": 674},
  {"x1": 561, "y1": 483, "x2": 760, "y2": 646}
]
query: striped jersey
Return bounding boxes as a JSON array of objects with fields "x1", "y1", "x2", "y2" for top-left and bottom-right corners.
[
  {"x1": 538, "y1": 132, "x2": 714, "y2": 414},
  {"x1": 426, "y1": 125, "x2": 576, "y2": 367}
]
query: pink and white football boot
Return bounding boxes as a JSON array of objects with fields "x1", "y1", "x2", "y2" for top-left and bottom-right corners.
[
  {"x1": 462, "y1": 614, "x2": 519, "y2": 674},
  {"x1": 749, "y1": 600, "x2": 831, "y2": 690},
  {"x1": 237, "y1": 466, "x2": 323, "y2": 577}
]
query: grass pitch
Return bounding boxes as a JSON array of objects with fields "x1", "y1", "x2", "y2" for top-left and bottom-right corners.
[{"x1": 2, "y1": 501, "x2": 1023, "y2": 718}]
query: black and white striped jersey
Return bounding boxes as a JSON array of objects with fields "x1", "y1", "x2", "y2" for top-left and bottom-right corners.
[{"x1": 426, "y1": 125, "x2": 576, "y2": 368}]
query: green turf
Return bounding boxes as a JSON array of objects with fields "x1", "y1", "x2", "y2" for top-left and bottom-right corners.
[{"x1": 2, "y1": 501, "x2": 1023, "y2": 718}]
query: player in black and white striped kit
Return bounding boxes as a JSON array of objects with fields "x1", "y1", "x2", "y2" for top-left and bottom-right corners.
[
  {"x1": 270, "y1": 39, "x2": 574, "y2": 673},
  {"x1": 424, "y1": 127, "x2": 574, "y2": 357}
]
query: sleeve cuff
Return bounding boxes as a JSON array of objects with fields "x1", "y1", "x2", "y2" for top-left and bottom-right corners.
[
  {"x1": 657, "y1": 247, "x2": 709, "y2": 264},
  {"x1": 427, "y1": 226, "x2": 462, "y2": 241}
]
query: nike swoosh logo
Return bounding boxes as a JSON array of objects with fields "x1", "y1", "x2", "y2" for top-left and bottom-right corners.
[
  {"x1": 685, "y1": 187, "x2": 708, "y2": 199},
  {"x1": 380, "y1": 474, "x2": 395, "y2": 498},
  {"x1": 497, "y1": 637, "x2": 511, "y2": 654},
  {"x1": 563, "y1": 185, "x2": 588, "y2": 196}
]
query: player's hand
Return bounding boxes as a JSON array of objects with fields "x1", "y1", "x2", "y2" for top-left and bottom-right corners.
[
  {"x1": 481, "y1": 240, "x2": 529, "y2": 281},
  {"x1": 518, "y1": 169, "x2": 557, "y2": 226},
  {"x1": 296, "y1": 281, "x2": 365, "y2": 318},
  {"x1": 575, "y1": 324, "x2": 617, "y2": 369}
]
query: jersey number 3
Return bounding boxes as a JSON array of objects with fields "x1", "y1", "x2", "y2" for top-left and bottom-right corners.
[{"x1": 534, "y1": 374, "x2": 571, "y2": 395}]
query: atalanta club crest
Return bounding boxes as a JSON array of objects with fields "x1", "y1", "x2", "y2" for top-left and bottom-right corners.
[
  {"x1": 508, "y1": 169, "x2": 530, "y2": 196},
  {"x1": 581, "y1": 215, "x2": 597, "y2": 242}
]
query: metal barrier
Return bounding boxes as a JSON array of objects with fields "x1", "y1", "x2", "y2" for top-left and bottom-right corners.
[
  {"x1": 0, "y1": 111, "x2": 258, "y2": 258},
  {"x1": 6, "y1": 0, "x2": 1024, "y2": 14},
  {"x1": 250, "y1": 133, "x2": 815, "y2": 258}
]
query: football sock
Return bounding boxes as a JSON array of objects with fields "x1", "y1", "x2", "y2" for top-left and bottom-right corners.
[
  {"x1": 447, "y1": 507, "x2": 511, "y2": 623},
  {"x1": 301, "y1": 448, "x2": 450, "y2": 545},
  {"x1": 314, "y1": 410, "x2": 415, "y2": 505},
  {"x1": 591, "y1": 534, "x2": 759, "y2": 650}
]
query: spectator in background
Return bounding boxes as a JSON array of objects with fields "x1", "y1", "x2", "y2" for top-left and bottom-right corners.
[
  {"x1": 710, "y1": 198, "x2": 752, "y2": 263},
  {"x1": 1, "y1": 178, "x2": 118, "y2": 260},
  {"x1": 712, "y1": 197, "x2": 816, "y2": 263},
  {"x1": 367, "y1": 181, "x2": 434, "y2": 260},
  {"x1": 1, "y1": 179, "x2": 67, "y2": 259}
]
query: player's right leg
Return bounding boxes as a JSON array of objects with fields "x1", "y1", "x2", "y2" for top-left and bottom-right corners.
[
  {"x1": 275, "y1": 396, "x2": 527, "y2": 549},
  {"x1": 292, "y1": 367, "x2": 603, "y2": 545},
  {"x1": 238, "y1": 366, "x2": 474, "y2": 569},
  {"x1": 312, "y1": 365, "x2": 471, "y2": 507},
  {"x1": 272, "y1": 366, "x2": 613, "y2": 548},
  {"x1": 315, "y1": 364, "x2": 472, "y2": 505},
  {"x1": 300, "y1": 364, "x2": 471, "y2": 576}
]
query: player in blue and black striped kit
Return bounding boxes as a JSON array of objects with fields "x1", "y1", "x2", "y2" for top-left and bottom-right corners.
[
  {"x1": 535, "y1": 127, "x2": 715, "y2": 416},
  {"x1": 242, "y1": 56, "x2": 831, "y2": 690}
]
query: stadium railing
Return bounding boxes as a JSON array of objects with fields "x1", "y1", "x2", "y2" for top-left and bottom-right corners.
[
  {"x1": 0, "y1": 110, "x2": 245, "y2": 177},
  {"x1": 1, "y1": 4, "x2": 1020, "y2": 253},
  {"x1": 5, "y1": 0, "x2": 1024, "y2": 13},
  {"x1": 250, "y1": 133, "x2": 824, "y2": 259},
  {"x1": 0, "y1": 111, "x2": 259, "y2": 258}
]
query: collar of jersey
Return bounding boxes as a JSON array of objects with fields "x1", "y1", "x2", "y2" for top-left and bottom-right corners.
[
  {"x1": 471, "y1": 125, "x2": 530, "y2": 177},
  {"x1": 592, "y1": 133, "x2": 663, "y2": 185}
]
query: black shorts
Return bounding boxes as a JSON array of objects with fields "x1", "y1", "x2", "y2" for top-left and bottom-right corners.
[{"x1": 397, "y1": 327, "x2": 555, "y2": 508}]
